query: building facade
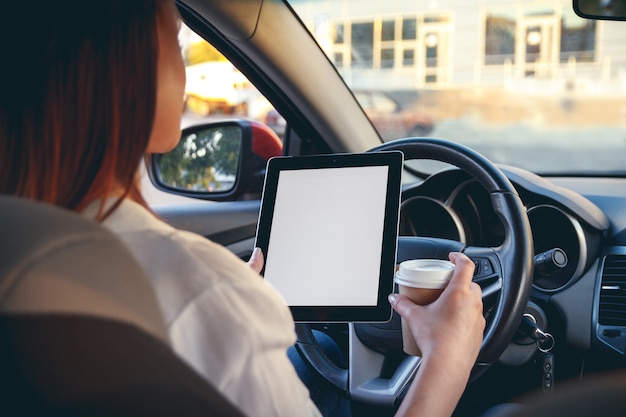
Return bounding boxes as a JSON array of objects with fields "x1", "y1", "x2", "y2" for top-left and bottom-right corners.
[{"x1": 292, "y1": 0, "x2": 626, "y2": 94}]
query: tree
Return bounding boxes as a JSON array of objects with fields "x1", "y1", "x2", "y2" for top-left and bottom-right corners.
[{"x1": 158, "y1": 125, "x2": 241, "y2": 191}]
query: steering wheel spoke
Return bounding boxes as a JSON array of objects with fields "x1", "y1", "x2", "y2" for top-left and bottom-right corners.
[
  {"x1": 462, "y1": 245, "x2": 504, "y2": 301},
  {"x1": 348, "y1": 324, "x2": 420, "y2": 407}
]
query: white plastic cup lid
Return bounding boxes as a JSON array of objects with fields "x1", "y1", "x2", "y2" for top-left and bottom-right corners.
[{"x1": 394, "y1": 259, "x2": 455, "y2": 289}]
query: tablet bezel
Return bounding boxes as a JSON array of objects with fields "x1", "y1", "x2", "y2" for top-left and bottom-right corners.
[{"x1": 254, "y1": 151, "x2": 403, "y2": 322}]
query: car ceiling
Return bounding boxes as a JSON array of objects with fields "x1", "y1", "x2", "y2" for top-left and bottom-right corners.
[{"x1": 178, "y1": 0, "x2": 383, "y2": 154}]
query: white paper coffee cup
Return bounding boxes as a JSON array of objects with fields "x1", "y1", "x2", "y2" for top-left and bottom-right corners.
[{"x1": 395, "y1": 259, "x2": 455, "y2": 356}]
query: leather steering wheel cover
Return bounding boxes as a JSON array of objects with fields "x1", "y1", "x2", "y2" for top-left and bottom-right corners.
[
  {"x1": 294, "y1": 137, "x2": 534, "y2": 389},
  {"x1": 295, "y1": 325, "x2": 349, "y2": 391},
  {"x1": 370, "y1": 137, "x2": 515, "y2": 194},
  {"x1": 372, "y1": 138, "x2": 534, "y2": 367}
]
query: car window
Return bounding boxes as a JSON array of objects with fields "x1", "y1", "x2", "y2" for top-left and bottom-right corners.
[
  {"x1": 288, "y1": 0, "x2": 626, "y2": 176},
  {"x1": 370, "y1": 93, "x2": 398, "y2": 113},
  {"x1": 178, "y1": 24, "x2": 282, "y2": 136},
  {"x1": 141, "y1": 22, "x2": 284, "y2": 206}
]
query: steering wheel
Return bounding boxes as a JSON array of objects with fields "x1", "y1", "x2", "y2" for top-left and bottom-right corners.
[{"x1": 294, "y1": 137, "x2": 534, "y2": 409}]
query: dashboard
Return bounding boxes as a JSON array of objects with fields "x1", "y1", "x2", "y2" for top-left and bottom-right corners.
[{"x1": 399, "y1": 165, "x2": 626, "y2": 363}]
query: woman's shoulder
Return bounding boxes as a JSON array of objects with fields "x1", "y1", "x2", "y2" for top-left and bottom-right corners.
[
  {"x1": 103, "y1": 199, "x2": 257, "y2": 284},
  {"x1": 101, "y1": 199, "x2": 289, "y2": 326}
]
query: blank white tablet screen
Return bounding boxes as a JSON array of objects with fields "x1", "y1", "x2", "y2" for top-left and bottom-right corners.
[{"x1": 263, "y1": 165, "x2": 389, "y2": 306}]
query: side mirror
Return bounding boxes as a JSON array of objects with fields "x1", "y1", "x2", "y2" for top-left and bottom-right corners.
[
  {"x1": 146, "y1": 119, "x2": 282, "y2": 201},
  {"x1": 574, "y1": 0, "x2": 626, "y2": 20}
]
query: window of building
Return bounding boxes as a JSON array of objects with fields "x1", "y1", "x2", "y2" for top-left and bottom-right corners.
[
  {"x1": 485, "y1": 8, "x2": 596, "y2": 66},
  {"x1": 485, "y1": 14, "x2": 516, "y2": 65},
  {"x1": 402, "y1": 18, "x2": 417, "y2": 40},
  {"x1": 334, "y1": 52, "x2": 344, "y2": 68},
  {"x1": 382, "y1": 20, "x2": 395, "y2": 41},
  {"x1": 403, "y1": 49, "x2": 415, "y2": 66},
  {"x1": 381, "y1": 48, "x2": 395, "y2": 69},
  {"x1": 560, "y1": 10, "x2": 596, "y2": 62},
  {"x1": 334, "y1": 23, "x2": 344, "y2": 44},
  {"x1": 327, "y1": 12, "x2": 450, "y2": 86},
  {"x1": 351, "y1": 22, "x2": 374, "y2": 68}
]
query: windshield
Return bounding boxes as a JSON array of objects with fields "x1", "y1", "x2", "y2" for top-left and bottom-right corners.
[{"x1": 288, "y1": 0, "x2": 626, "y2": 176}]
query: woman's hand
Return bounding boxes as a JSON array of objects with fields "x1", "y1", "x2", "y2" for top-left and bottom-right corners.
[
  {"x1": 390, "y1": 251, "x2": 485, "y2": 364},
  {"x1": 247, "y1": 247, "x2": 264, "y2": 274},
  {"x1": 389, "y1": 252, "x2": 485, "y2": 417}
]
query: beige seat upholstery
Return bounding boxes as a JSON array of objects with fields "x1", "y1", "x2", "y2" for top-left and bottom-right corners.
[
  {"x1": 0, "y1": 196, "x2": 168, "y2": 342},
  {"x1": 0, "y1": 195, "x2": 245, "y2": 416}
]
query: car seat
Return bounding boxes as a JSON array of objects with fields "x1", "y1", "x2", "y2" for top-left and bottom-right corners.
[{"x1": 0, "y1": 195, "x2": 245, "y2": 416}]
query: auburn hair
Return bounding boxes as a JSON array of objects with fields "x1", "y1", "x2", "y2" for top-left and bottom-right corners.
[{"x1": 0, "y1": 1, "x2": 163, "y2": 221}]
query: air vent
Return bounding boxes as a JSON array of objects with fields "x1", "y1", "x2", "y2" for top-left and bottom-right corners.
[{"x1": 599, "y1": 255, "x2": 626, "y2": 326}]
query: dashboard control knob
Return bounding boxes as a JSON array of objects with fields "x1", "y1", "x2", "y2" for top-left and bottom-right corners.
[{"x1": 534, "y1": 248, "x2": 568, "y2": 276}]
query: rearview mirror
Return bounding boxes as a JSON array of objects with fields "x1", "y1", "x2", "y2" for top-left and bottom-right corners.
[
  {"x1": 574, "y1": 0, "x2": 626, "y2": 20},
  {"x1": 146, "y1": 119, "x2": 282, "y2": 201}
]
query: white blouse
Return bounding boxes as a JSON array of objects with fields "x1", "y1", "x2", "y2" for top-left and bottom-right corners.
[{"x1": 85, "y1": 199, "x2": 320, "y2": 417}]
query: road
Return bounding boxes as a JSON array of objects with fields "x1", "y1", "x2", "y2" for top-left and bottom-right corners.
[{"x1": 419, "y1": 119, "x2": 626, "y2": 174}]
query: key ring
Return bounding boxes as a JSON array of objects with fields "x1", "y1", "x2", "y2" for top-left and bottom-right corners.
[{"x1": 537, "y1": 333, "x2": 554, "y2": 353}]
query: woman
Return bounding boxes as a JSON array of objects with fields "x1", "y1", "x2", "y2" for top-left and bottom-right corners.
[{"x1": 0, "y1": 1, "x2": 485, "y2": 416}]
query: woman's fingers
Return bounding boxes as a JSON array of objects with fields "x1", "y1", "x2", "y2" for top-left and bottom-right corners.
[
  {"x1": 388, "y1": 293, "x2": 420, "y2": 318},
  {"x1": 389, "y1": 252, "x2": 485, "y2": 360},
  {"x1": 247, "y1": 247, "x2": 264, "y2": 274},
  {"x1": 446, "y1": 252, "x2": 476, "y2": 289}
]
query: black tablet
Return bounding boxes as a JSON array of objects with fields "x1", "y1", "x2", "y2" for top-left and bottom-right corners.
[{"x1": 254, "y1": 151, "x2": 403, "y2": 322}]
